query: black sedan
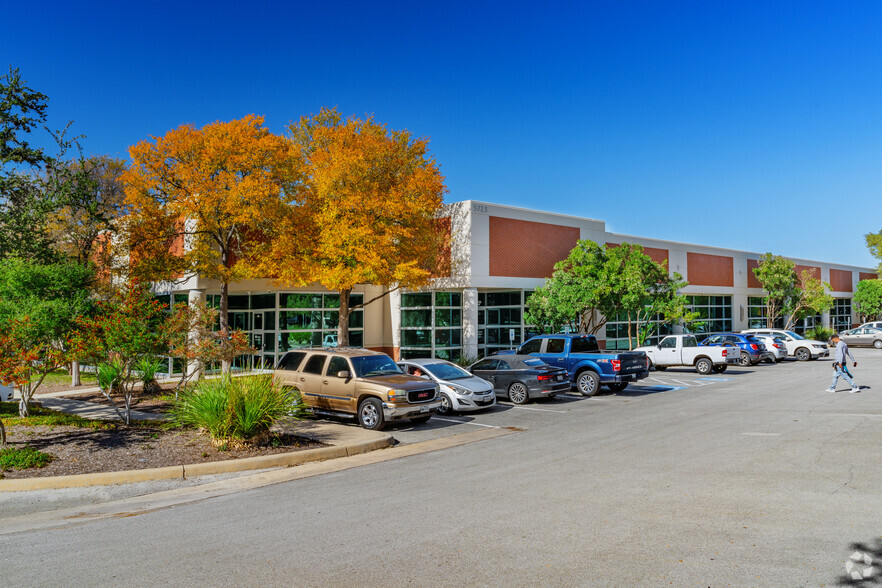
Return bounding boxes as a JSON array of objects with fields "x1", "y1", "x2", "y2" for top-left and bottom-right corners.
[{"x1": 468, "y1": 355, "x2": 570, "y2": 404}]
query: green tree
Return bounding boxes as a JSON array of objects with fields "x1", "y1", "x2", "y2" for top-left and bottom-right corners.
[
  {"x1": 0, "y1": 258, "x2": 94, "y2": 416},
  {"x1": 854, "y1": 279, "x2": 882, "y2": 321},
  {"x1": 866, "y1": 231, "x2": 882, "y2": 274},
  {"x1": 524, "y1": 240, "x2": 608, "y2": 334},
  {"x1": 752, "y1": 253, "x2": 799, "y2": 328},
  {"x1": 783, "y1": 270, "x2": 833, "y2": 331}
]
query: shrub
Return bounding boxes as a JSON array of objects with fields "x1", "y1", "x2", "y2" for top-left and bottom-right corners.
[
  {"x1": 169, "y1": 375, "x2": 300, "y2": 442},
  {"x1": 807, "y1": 326, "x2": 836, "y2": 343},
  {"x1": 134, "y1": 356, "x2": 165, "y2": 394},
  {"x1": 0, "y1": 446, "x2": 53, "y2": 471}
]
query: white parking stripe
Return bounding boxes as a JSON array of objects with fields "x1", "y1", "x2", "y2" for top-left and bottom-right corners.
[
  {"x1": 507, "y1": 405, "x2": 569, "y2": 413},
  {"x1": 431, "y1": 417, "x2": 501, "y2": 428}
]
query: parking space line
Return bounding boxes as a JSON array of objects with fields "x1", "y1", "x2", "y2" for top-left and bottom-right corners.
[
  {"x1": 506, "y1": 405, "x2": 569, "y2": 413},
  {"x1": 431, "y1": 417, "x2": 501, "y2": 428},
  {"x1": 670, "y1": 379, "x2": 699, "y2": 387}
]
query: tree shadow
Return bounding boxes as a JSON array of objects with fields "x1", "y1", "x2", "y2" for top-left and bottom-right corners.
[
  {"x1": 836, "y1": 537, "x2": 882, "y2": 585},
  {"x1": 10, "y1": 426, "x2": 159, "y2": 452}
]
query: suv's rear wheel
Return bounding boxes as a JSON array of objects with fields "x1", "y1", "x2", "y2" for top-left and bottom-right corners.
[
  {"x1": 739, "y1": 351, "x2": 751, "y2": 367},
  {"x1": 508, "y1": 382, "x2": 530, "y2": 404},
  {"x1": 357, "y1": 397, "x2": 386, "y2": 430}
]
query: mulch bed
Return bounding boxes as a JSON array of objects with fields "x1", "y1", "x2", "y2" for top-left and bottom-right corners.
[
  {"x1": 1, "y1": 423, "x2": 326, "y2": 479},
  {"x1": 68, "y1": 381, "x2": 178, "y2": 415}
]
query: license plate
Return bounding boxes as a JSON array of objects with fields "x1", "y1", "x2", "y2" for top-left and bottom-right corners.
[
  {"x1": 556, "y1": 375, "x2": 565, "y2": 381},
  {"x1": 420, "y1": 405, "x2": 430, "y2": 413}
]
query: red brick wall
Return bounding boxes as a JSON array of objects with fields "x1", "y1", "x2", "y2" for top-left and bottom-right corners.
[
  {"x1": 829, "y1": 269, "x2": 853, "y2": 292},
  {"x1": 607, "y1": 243, "x2": 669, "y2": 267},
  {"x1": 687, "y1": 252, "x2": 734, "y2": 287},
  {"x1": 489, "y1": 217, "x2": 580, "y2": 278},
  {"x1": 746, "y1": 259, "x2": 761, "y2": 288},
  {"x1": 794, "y1": 265, "x2": 821, "y2": 281}
]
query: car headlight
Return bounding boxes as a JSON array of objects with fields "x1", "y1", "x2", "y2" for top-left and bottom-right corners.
[
  {"x1": 448, "y1": 384, "x2": 471, "y2": 396},
  {"x1": 387, "y1": 389, "x2": 408, "y2": 401}
]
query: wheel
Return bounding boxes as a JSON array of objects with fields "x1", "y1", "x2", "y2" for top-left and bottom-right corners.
[
  {"x1": 794, "y1": 347, "x2": 811, "y2": 362},
  {"x1": 410, "y1": 415, "x2": 432, "y2": 424},
  {"x1": 739, "y1": 351, "x2": 751, "y2": 367},
  {"x1": 576, "y1": 370, "x2": 600, "y2": 397},
  {"x1": 874, "y1": 339, "x2": 882, "y2": 349},
  {"x1": 711, "y1": 365, "x2": 728, "y2": 373},
  {"x1": 695, "y1": 358, "x2": 713, "y2": 375},
  {"x1": 654, "y1": 365, "x2": 668, "y2": 371},
  {"x1": 437, "y1": 393, "x2": 453, "y2": 415},
  {"x1": 357, "y1": 397, "x2": 386, "y2": 430},
  {"x1": 607, "y1": 382, "x2": 628, "y2": 393},
  {"x1": 507, "y1": 382, "x2": 530, "y2": 404}
]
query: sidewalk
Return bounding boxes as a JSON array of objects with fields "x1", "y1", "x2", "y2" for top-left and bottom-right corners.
[{"x1": 38, "y1": 397, "x2": 167, "y2": 421}]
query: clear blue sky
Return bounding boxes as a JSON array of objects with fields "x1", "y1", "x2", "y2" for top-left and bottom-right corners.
[{"x1": 4, "y1": 0, "x2": 881, "y2": 268}]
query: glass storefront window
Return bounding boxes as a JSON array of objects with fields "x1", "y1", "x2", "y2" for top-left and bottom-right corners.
[{"x1": 401, "y1": 291, "x2": 463, "y2": 359}]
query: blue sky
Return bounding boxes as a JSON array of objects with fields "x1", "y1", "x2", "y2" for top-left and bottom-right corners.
[{"x1": 4, "y1": 1, "x2": 881, "y2": 267}]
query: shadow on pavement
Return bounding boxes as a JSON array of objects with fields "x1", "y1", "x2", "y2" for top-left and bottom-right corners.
[{"x1": 836, "y1": 537, "x2": 882, "y2": 585}]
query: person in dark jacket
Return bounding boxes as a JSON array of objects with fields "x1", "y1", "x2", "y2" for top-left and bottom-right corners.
[{"x1": 826, "y1": 333, "x2": 859, "y2": 393}]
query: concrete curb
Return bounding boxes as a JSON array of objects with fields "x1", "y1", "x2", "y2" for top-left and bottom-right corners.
[{"x1": 0, "y1": 429, "x2": 393, "y2": 492}]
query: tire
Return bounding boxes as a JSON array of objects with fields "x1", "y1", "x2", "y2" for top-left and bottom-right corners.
[
  {"x1": 874, "y1": 339, "x2": 882, "y2": 350},
  {"x1": 794, "y1": 347, "x2": 811, "y2": 362},
  {"x1": 654, "y1": 365, "x2": 668, "y2": 371},
  {"x1": 695, "y1": 357, "x2": 713, "y2": 375},
  {"x1": 507, "y1": 382, "x2": 530, "y2": 404},
  {"x1": 607, "y1": 382, "x2": 628, "y2": 393},
  {"x1": 739, "y1": 351, "x2": 751, "y2": 367},
  {"x1": 437, "y1": 393, "x2": 453, "y2": 415},
  {"x1": 357, "y1": 397, "x2": 386, "y2": 430},
  {"x1": 775, "y1": 357, "x2": 783, "y2": 363},
  {"x1": 410, "y1": 415, "x2": 432, "y2": 424},
  {"x1": 576, "y1": 370, "x2": 601, "y2": 397},
  {"x1": 712, "y1": 365, "x2": 728, "y2": 373}
]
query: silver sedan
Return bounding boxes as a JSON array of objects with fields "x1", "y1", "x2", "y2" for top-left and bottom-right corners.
[{"x1": 838, "y1": 327, "x2": 882, "y2": 349}]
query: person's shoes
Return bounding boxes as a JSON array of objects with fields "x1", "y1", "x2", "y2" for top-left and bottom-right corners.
[
  {"x1": 850, "y1": 387, "x2": 860, "y2": 393},
  {"x1": 825, "y1": 387, "x2": 836, "y2": 393}
]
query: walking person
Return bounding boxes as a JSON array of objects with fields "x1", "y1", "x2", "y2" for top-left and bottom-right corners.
[{"x1": 826, "y1": 333, "x2": 859, "y2": 393}]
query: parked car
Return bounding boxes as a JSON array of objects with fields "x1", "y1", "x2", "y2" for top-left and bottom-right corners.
[
  {"x1": 499, "y1": 333, "x2": 649, "y2": 396},
  {"x1": 274, "y1": 348, "x2": 440, "y2": 430},
  {"x1": 741, "y1": 329, "x2": 829, "y2": 361},
  {"x1": 858, "y1": 321, "x2": 882, "y2": 330},
  {"x1": 397, "y1": 358, "x2": 496, "y2": 414},
  {"x1": 837, "y1": 326, "x2": 882, "y2": 349},
  {"x1": 468, "y1": 355, "x2": 570, "y2": 404},
  {"x1": 751, "y1": 334, "x2": 789, "y2": 363},
  {"x1": 697, "y1": 333, "x2": 767, "y2": 366},
  {"x1": 636, "y1": 334, "x2": 739, "y2": 374}
]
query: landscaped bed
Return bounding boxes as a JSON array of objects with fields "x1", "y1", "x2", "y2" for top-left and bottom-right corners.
[{"x1": 0, "y1": 402, "x2": 325, "y2": 479}]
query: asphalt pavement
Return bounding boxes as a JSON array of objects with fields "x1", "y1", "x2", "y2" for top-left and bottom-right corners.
[{"x1": 2, "y1": 349, "x2": 881, "y2": 586}]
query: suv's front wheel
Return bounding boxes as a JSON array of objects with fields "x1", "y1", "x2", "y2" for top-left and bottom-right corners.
[{"x1": 358, "y1": 397, "x2": 386, "y2": 430}]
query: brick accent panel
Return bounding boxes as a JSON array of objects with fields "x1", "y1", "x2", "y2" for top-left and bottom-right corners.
[
  {"x1": 367, "y1": 346, "x2": 400, "y2": 360},
  {"x1": 794, "y1": 265, "x2": 821, "y2": 281},
  {"x1": 860, "y1": 271, "x2": 878, "y2": 281},
  {"x1": 686, "y1": 252, "x2": 734, "y2": 287},
  {"x1": 829, "y1": 269, "x2": 853, "y2": 292},
  {"x1": 489, "y1": 217, "x2": 580, "y2": 278},
  {"x1": 607, "y1": 243, "x2": 669, "y2": 267},
  {"x1": 746, "y1": 259, "x2": 761, "y2": 288}
]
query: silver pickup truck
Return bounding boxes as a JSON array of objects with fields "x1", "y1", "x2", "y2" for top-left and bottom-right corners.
[{"x1": 636, "y1": 334, "x2": 739, "y2": 374}]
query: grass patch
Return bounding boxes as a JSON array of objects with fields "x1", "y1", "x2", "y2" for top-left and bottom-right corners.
[
  {"x1": 0, "y1": 446, "x2": 53, "y2": 471},
  {"x1": 40, "y1": 369, "x2": 98, "y2": 387},
  {"x1": 0, "y1": 401, "x2": 117, "y2": 430}
]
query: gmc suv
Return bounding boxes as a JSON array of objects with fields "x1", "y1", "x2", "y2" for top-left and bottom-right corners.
[{"x1": 273, "y1": 348, "x2": 441, "y2": 430}]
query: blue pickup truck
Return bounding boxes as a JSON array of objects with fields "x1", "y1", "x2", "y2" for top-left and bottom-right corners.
[{"x1": 497, "y1": 334, "x2": 649, "y2": 396}]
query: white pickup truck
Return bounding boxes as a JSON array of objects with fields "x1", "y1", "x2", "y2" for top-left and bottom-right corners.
[{"x1": 636, "y1": 334, "x2": 739, "y2": 374}]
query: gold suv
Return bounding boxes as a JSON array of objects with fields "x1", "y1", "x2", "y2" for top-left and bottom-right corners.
[{"x1": 274, "y1": 348, "x2": 441, "y2": 430}]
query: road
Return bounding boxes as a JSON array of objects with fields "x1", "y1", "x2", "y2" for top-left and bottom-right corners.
[{"x1": 3, "y1": 350, "x2": 881, "y2": 586}]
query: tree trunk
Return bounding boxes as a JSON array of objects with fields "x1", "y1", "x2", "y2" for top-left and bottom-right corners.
[
  {"x1": 627, "y1": 312, "x2": 634, "y2": 350},
  {"x1": 0, "y1": 418, "x2": 6, "y2": 448},
  {"x1": 220, "y1": 277, "x2": 230, "y2": 375},
  {"x1": 71, "y1": 360, "x2": 81, "y2": 387},
  {"x1": 337, "y1": 289, "x2": 351, "y2": 347},
  {"x1": 18, "y1": 379, "x2": 31, "y2": 418}
]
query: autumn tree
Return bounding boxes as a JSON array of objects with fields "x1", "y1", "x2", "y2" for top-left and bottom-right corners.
[
  {"x1": 866, "y1": 230, "x2": 882, "y2": 274},
  {"x1": 256, "y1": 107, "x2": 448, "y2": 347},
  {"x1": 123, "y1": 116, "x2": 296, "y2": 372},
  {"x1": 752, "y1": 253, "x2": 799, "y2": 328}
]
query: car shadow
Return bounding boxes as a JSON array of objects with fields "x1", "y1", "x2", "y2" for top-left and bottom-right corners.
[{"x1": 835, "y1": 537, "x2": 882, "y2": 585}]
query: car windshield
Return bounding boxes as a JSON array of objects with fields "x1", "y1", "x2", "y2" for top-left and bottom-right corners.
[
  {"x1": 522, "y1": 358, "x2": 546, "y2": 367},
  {"x1": 423, "y1": 363, "x2": 472, "y2": 381},
  {"x1": 351, "y1": 356, "x2": 403, "y2": 377},
  {"x1": 783, "y1": 331, "x2": 804, "y2": 340}
]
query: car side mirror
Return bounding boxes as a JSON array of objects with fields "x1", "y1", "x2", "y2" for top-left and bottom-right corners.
[{"x1": 337, "y1": 370, "x2": 351, "y2": 379}]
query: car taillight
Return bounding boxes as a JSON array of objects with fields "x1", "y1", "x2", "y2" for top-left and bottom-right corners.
[
  {"x1": 750, "y1": 344, "x2": 758, "y2": 350},
  {"x1": 538, "y1": 374, "x2": 554, "y2": 381},
  {"x1": 774, "y1": 343, "x2": 782, "y2": 349},
  {"x1": 722, "y1": 349, "x2": 727, "y2": 357},
  {"x1": 611, "y1": 359, "x2": 621, "y2": 372}
]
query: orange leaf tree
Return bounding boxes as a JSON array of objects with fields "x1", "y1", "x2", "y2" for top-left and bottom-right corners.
[
  {"x1": 123, "y1": 116, "x2": 297, "y2": 372},
  {"x1": 256, "y1": 107, "x2": 448, "y2": 347}
]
